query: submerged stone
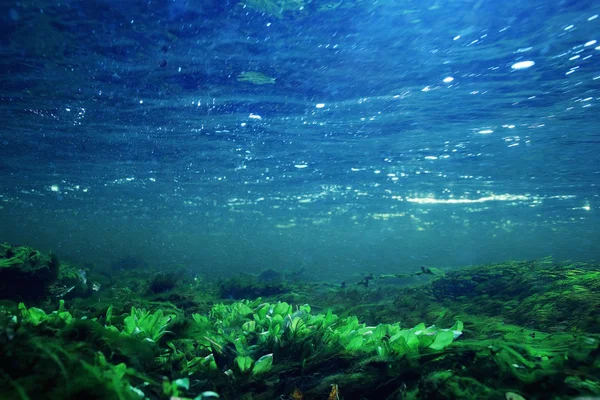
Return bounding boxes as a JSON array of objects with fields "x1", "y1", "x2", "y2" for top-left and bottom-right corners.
[{"x1": 0, "y1": 244, "x2": 60, "y2": 302}]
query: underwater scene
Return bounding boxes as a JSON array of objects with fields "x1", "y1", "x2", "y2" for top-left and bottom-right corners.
[{"x1": 1, "y1": 0, "x2": 600, "y2": 399}]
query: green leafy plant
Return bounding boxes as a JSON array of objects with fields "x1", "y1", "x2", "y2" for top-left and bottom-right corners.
[
  {"x1": 252, "y1": 353, "x2": 273, "y2": 375},
  {"x1": 190, "y1": 300, "x2": 463, "y2": 378},
  {"x1": 163, "y1": 377, "x2": 190, "y2": 397},
  {"x1": 80, "y1": 352, "x2": 147, "y2": 400},
  {"x1": 18, "y1": 299, "x2": 72, "y2": 327},
  {"x1": 122, "y1": 307, "x2": 176, "y2": 343}
]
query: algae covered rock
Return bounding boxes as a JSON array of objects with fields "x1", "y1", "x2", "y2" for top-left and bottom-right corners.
[
  {"x1": 49, "y1": 263, "x2": 92, "y2": 299},
  {"x1": 0, "y1": 243, "x2": 59, "y2": 301},
  {"x1": 430, "y1": 259, "x2": 600, "y2": 333}
]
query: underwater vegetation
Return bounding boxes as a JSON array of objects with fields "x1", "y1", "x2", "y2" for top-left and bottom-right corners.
[{"x1": 1, "y1": 243, "x2": 600, "y2": 399}]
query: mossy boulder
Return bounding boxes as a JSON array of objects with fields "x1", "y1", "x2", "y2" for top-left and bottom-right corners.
[
  {"x1": 49, "y1": 263, "x2": 91, "y2": 299},
  {"x1": 430, "y1": 259, "x2": 600, "y2": 332},
  {"x1": 0, "y1": 244, "x2": 60, "y2": 302}
]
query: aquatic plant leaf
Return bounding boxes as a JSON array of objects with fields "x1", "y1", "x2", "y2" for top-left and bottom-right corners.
[
  {"x1": 429, "y1": 330, "x2": 456, "y2": 351},
  {"x1": 25, "y1": 307, "x2": 47, "y2": 325},
  {"x1": 388, "y1": 335, "x2": 411, "y2": 354},
  {"x1": 113, "y1": 363, "x2": 127, "y2": 380},
  {"x1": 18, "y1": 302, "x2": 73, "y2": 327},
  {"x1": 121, "y1": 307, "x2": 174, "y2": 342},
  {"x1": 57, "y1": 310, "x2": 73, "y2": 324},
  {"x1": 252, "y1": 353, "x2": 273, "y2": 375},
  {"x1": 271, "y1": 313, "x2": 284, "y2": 326},
  {"x1": 236, "y1": 303, "x2": 254, "y2": 317},
  {"x1": 105, "y1": 305, "x2": 113, "y2": 326},
  {"x1": 242, "y1": 320, "x2": 256, "y2": 332},
  {"x1": 336, "y1": 317, "x2": 359, "y2": 338},
  {"x1": 389, "y1": 330, "x2": 420, "y2": 353},
  {"x1": 357, "y1": 326, "x2": 375, "y2": 336},
  {"x1": 417, "y1": 333, "x2": 435, "y2": 348},
  {"x1": 193, "y1": 391, "x2": 220, "y2": 399},
  {"x1": 193, "y1": 313, "x2": 209, "y2": 325},
  {"x1": 255, "y1": 303, "x2": 270, "y2": 321},
  {"x1": 235, "y1": 355, "x2": 253, "y2": 374},
  {"x1": 345, "y1": 335, "x2": 364, "y2": 351},
  {"x1": 188, "y1": 354, "x2": 218, "y2": 373},
  {"x1": 124, "y1": 315, "x2": 137, "y2": 335},
  {"x1": 270, "y1": 323, "x2": 281, "y2": 337},
  {"x1": 273, "y1": 301, "x2": 291, "y2": 316},
  {"x1": 299, "y1": 304, "x2": 311, "y2": 314},
  {"x1": 387, "y1": 323, "x2": 402, "y2": 336},
  {"x1": 372, "y1": 324, "x2": 388, "y2": 341},
  {"x1": 174, "y1": 378, "x2": 190, "y2": 390},
  {"x1": 290, "y1": 317, "x2": 306, "y2": 335},
  {"x1": 450, "y1": 321, "x2": 464, "y2": 334},
  {"x1": 324, "y1": 309, "x2": 337, "y2": 326},
  {"x1": 106, "y1": 325, "x2": 119, "y2": 334}
]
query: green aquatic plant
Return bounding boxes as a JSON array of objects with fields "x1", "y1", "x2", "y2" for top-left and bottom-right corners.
[
  {"x1": 102, "y1": 305, "x2": 176, "y2": 343},
  {"x1": 79, "y1": 352, "x2": 153, "y2": 400},
  {"x1": 427, "y1": 259, "x2": 600, "y2": 333},
  {"x1": 120, "y1": 307, "x2": 176, "y2": 343},
  {"x1": 162, "y1": 377, "x2": 190, "y2": 398},
  {"x1": 189, "y1": 299, "x2": 463, "y2": 380},
  {"x1": 0, "y1": 303, "x2": 159, "y2": 400},
  {"x1": 343, "y1": 321, "x2": 463, "y2": 356},
  {"x1": 18, "y1": 299, "x2": 72, "y2": 327}
]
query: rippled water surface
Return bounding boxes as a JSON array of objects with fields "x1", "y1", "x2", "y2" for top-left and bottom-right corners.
[{"x1": 1, "y1": 0, "x2": 599, "y2": 278}]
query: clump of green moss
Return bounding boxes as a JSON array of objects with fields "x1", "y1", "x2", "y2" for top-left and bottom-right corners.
[{"x1": 429, "y1": 258, "x2": 600, "y2": 332}]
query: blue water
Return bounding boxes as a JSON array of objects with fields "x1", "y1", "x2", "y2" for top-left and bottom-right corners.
[{"x1": 0, "y1": 0, "x2": 598, "y2": 280}]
